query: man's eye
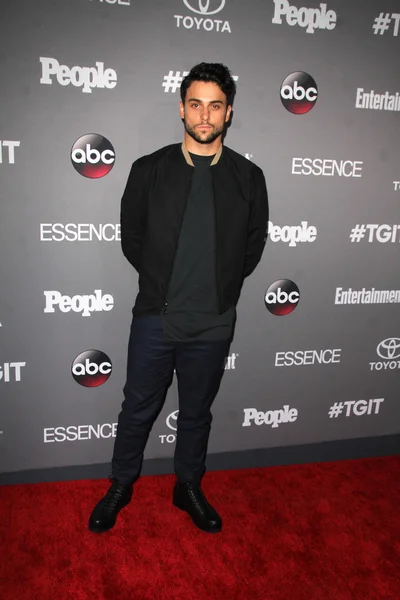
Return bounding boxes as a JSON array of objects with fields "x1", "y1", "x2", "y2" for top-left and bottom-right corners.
[
  {"x1": 191, "y1": 104, "x2": 199, "y2": 108},
  {"x1": 212, "y1": 105, "x2": 220, "y2": 109}
]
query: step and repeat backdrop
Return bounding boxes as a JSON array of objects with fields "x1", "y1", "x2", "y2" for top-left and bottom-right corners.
[{"x1": 1, "y1": 0, "x2": 399, "y2": 479}]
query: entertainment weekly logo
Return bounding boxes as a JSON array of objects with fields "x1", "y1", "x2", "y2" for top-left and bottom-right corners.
[
  {"x1": 225, "y1": 352, "x2": 239, "y2": 370},
  {"x1": 40, "y1": 223, "x2": 121, "y2": 242},
  {"x1": 0, "y1": 141, "x2": 20, "y2": 164},
  {"x1": 369, "y1": 338, "x2": 400, "y2": 372},
  {"x1": 40, "y1": 57, "x2": 117, "y2": 94},
  {"x1": 272, "y1": 1, "x2": 337, "y2": 34},
  {"x1": 335, "y1": 287, "x2": 400, "y2": 305},
  {"x1": 174, "y1": 0, "x2": 231, "y2": 33},
  {"x1": 355, "y1": 88, "x2": 400, "y2": 112},
  {"x1": 292, "y1": 158, "x2": 363, "y2": 177}
]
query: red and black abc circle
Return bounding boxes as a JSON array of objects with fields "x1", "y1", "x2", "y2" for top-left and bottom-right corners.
[
  {"x1": 280, "y1": 72, "x2": 318, "y2": 115},
  {"x1": 71, "y1": 349, "x2": 112, "y2": 387},
  {"x1": 264, "y1": 279, "x2": 300, "y2": 316},
  {"x1": 71, "y1": 133, "x2": 115, "y2": 178}
]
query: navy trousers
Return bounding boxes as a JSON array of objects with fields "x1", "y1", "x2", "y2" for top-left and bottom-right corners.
[{"x1": 111, "y1": 315, "x2": 232, "y2": 485}]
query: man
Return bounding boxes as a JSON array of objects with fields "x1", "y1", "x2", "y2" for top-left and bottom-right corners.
[{"x1": 89, "y1": 62, "x2": 268, "y2": 534}]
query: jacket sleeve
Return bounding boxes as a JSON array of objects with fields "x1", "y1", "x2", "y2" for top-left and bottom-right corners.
[
  {"x1": 243, "y1": 165, "x2": 269, "y2": 279},
  {"x1": 120, "y1": 158, "x2": 148, "y2": 272}
]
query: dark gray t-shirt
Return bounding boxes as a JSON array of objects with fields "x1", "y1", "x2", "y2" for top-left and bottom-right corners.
[{"x1": 162, "y1": 152, "x2": 236, "y2": 342}]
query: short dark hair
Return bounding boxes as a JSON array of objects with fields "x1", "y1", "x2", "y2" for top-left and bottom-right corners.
[{"x1": 180, "y1": 62, "x2": 236, "y2": 106}]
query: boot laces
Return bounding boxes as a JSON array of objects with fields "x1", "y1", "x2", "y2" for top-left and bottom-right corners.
[
  {"x1": 185, "y1": 482, "x2": 206, "y2": 509},
  {"x1": 103, "y1": 481, "x2": 130, "y2": 511}
]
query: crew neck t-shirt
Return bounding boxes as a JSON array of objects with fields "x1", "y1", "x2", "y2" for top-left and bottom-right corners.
[{"x1": 161, "y1": 151, "x2": 236, "y2": 342}]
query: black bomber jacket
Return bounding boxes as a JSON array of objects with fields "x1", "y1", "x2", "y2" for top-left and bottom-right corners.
[{"x1": 120, "y1": 141, "x2": 269, "y2": 315}]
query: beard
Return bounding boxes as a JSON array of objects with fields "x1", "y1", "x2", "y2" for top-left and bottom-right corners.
[{"x1": 184, "y1": 119, "x2": 224, "y2": 145}]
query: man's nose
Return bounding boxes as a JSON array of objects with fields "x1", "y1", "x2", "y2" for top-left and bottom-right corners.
[{"x1": 201, "y1": 107, "x2": 210, "y2": 121}]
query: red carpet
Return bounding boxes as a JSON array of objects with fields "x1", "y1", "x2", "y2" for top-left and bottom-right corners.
[{"x1": 1, "y1": 456, "x2": 400, "y2": 600}]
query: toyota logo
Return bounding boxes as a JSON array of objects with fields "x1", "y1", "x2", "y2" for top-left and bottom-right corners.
[
  {"x1": 166, "y1": 410, "x2": 179, "y2": 431},
  {"x1": 377, "y1": 338, "x2": 400, "y2": 360},
  {"x1": 183, "y1": 0, "x2": 225, "y2": 15}
]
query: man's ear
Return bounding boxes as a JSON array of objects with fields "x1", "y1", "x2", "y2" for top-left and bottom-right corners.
[
  {"x1": 179, "y1": 101, "x2": 185, "y2": 119},
  {"x1": 225, "y1": 105, "x2": 232, "y2": 122}
]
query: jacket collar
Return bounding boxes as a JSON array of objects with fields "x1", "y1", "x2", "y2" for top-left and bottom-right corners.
[{"x1": 181, "y1": 140, "x2": 223, "y2": 167}]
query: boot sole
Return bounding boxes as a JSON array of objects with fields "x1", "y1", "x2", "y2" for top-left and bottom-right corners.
[
  {"x1": 88, "y1": 520, "x2": 116, "y2": 534},
  {"x1": 173, "y1": 498, "x2": 222, "y2": 533}
]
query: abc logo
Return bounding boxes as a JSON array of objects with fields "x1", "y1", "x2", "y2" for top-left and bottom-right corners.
[
  {"x1": 71, "y1": 134, "x2": 115, "y2": 178},
  {"x1": 71, "y1": 349, "x2": 112, "y2": 387},
  {"x1": 280, "y1": 72, "x2": 318, "y2": 114},
  {"x1": 264, "y1": 279, "x2": 300, "y2": 316}
]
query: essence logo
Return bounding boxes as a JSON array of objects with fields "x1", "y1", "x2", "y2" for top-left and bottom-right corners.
[
  {"x1": 71, "y1": 134, "x2": 115, "y2": 178},
  {"x1": 44, "y1": 423, "x2": 118, "y2": 443},
  {"x1": 265, "y1": 279, "x2": 300, "y2": 316},
  {"x1": 280, "y1": 72, "x2": 318, "y2": 114},
  {"x1": 71, "y1": 350, "x2": 112, "y2": 387},
  {"x1": 40, "y1": 223, "x2": 120, "y2": 242}
]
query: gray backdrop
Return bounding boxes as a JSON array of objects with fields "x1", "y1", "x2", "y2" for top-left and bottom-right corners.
[{"x1": 1, "y1": 0, "x2": 399, "y2": 479}]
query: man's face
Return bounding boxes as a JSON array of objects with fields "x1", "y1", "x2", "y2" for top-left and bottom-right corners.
[{"x1": 179, "y1": 80, "x2": 232, "y2": 145}]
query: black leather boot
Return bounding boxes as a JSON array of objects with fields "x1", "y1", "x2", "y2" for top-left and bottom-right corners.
[
  {"x1": 173, "y1": 481, "x2": 222, "y2": 533},
  {"x1": 89, "y1": 477, "x2": 133, "y2": 533}
]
